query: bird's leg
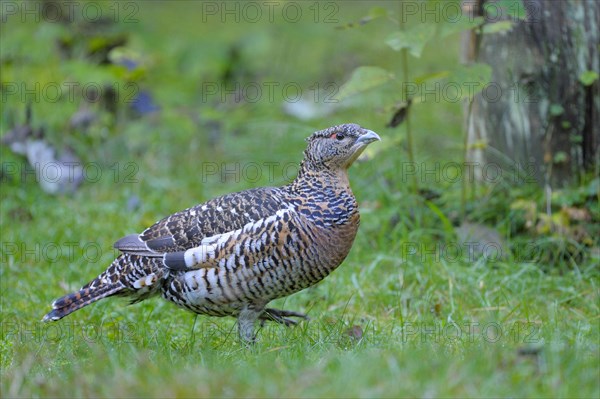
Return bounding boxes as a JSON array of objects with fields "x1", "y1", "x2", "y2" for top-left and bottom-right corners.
[
  {"x1": 237, "y1": 304, "x2": 264, "y2": 343},
  {"x1": 260, "y1": 308, "x2": 310, "y2": 327}
]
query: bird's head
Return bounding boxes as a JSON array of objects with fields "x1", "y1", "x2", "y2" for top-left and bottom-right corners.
[{"x1": 303, "y1": 123, "x2": 381, "y2": 171}]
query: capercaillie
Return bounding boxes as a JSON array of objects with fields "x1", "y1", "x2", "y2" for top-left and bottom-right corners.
[{"x1": 43, "y1": 123, "x2": 380, "y2": 342}]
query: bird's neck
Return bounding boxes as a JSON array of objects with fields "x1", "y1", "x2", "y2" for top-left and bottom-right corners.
[
  {"x1": 289, "y1": 160, "x2": 351, "y2": 193},
  {"x1": 285, "y1": 160, "x2": 358, "y2": 228}
]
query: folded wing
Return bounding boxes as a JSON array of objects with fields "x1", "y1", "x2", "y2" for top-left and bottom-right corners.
[{"x1": 113, "y1": 187, "x2": 292, "y2": 264}]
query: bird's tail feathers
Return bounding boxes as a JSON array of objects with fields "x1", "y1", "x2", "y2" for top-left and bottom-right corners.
[
  {"x1": 42, "y1": 283, "x2": 125, "y2": 321},
  {"x1": 42, "y1": 254, "x2": 162, "y2": 322}
]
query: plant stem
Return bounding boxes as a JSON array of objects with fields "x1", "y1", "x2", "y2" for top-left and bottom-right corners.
[
  {"x1": 398, "y1": 3, "x2": 418, "y2": 195},
  {"x1": 461, "y1": 98, "x2": 474, "y2": 221}
]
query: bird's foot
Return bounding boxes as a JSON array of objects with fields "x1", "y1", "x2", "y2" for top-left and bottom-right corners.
[{"x1": 260, "y1": 308, "x2": 310, "y2": 327}]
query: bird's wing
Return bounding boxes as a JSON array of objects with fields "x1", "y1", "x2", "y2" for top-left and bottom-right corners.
[
  {"x1": 161, "y1": 205, "x2": 305, "y2": 271},
  {"x1": 114, "y1": 187, "x2": 291, "y2": 257}
]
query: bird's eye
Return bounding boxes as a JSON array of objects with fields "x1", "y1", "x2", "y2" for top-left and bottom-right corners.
[{"x1": 330, "y1": 132, "x2": 345, "y2": 140}]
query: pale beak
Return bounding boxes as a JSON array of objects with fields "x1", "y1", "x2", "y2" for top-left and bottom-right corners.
[
  {"x1": 356, "y1": 129, "x2": 381, "y2": 145},
  {"x1": 346, "y1": 129, "x2": 381, "y2": 168}
]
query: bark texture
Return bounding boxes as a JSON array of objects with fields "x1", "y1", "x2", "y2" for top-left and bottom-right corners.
[{"x1": 463, "y1": 0, "x2": 599, "y2": 186}]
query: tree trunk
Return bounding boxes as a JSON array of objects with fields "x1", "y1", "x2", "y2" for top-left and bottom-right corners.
[{"x1": 463, "y1": 0, "x2": 599, "y2": 187}]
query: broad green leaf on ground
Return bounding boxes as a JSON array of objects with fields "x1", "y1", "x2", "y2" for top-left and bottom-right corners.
[
  {"x1": 337, "y1": 66, "x2": 394, "y2": 100},
  {"x1": 385, "y1": 23, "x2": 436, "y2": 58}
]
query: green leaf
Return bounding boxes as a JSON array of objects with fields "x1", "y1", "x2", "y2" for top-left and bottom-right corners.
[
  {"x1": 553, "y1": 152, "x2": 568, "y2": 164},
  {"x1": 578, "y1": 70, "x2": 599, "y2": 86},
  {"x1": 60, "y1": 60, "x2": 126, "y2": 86},
  {"x1": 570, "y1": 135, "x2": 583, "y2": 144},
  {"x1": 549, "y1": 104, "x2": 564, "y2": 116},
  {"x1": 385, "y1": 24, "x2": 436, "y2": 58},
  {"x1": 482, "y1": 21, "x2": 514, "y2": 34},
  {"x1": 337, "y1": 66, "x2": 394, "y2": 100},
  {"x1": 425, "y1": 201, "x2": 454, "y2": 237},
  {"x1": 413, "y1": 71, "x2": 450, "y2": 85},
  {"x1": 361, "y1": 6, "x2": 388, "y2": 23},
  {"x1": 337, "y1": 6, "x2": 388, "y2": 29},
  {"x1": 438, "y1": 16, "x2": 484, "y2": 38}
]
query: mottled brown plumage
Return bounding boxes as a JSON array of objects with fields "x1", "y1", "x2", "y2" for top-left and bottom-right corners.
[{"x1": 43, "y1": 123, "x2": 380, "y2": 342}]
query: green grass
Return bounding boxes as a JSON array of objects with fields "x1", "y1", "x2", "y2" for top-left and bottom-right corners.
[
  {"x1": 2, "y1": 1, "x2": 599, "y2": 398},
  {"x1": 2, "y1": 205, "x2": 598, "y2": 397}
]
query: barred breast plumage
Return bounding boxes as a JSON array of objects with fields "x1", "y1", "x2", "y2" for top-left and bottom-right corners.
[{"x1": 43, "y1": 123, "x2": 380, "y2": 342}]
